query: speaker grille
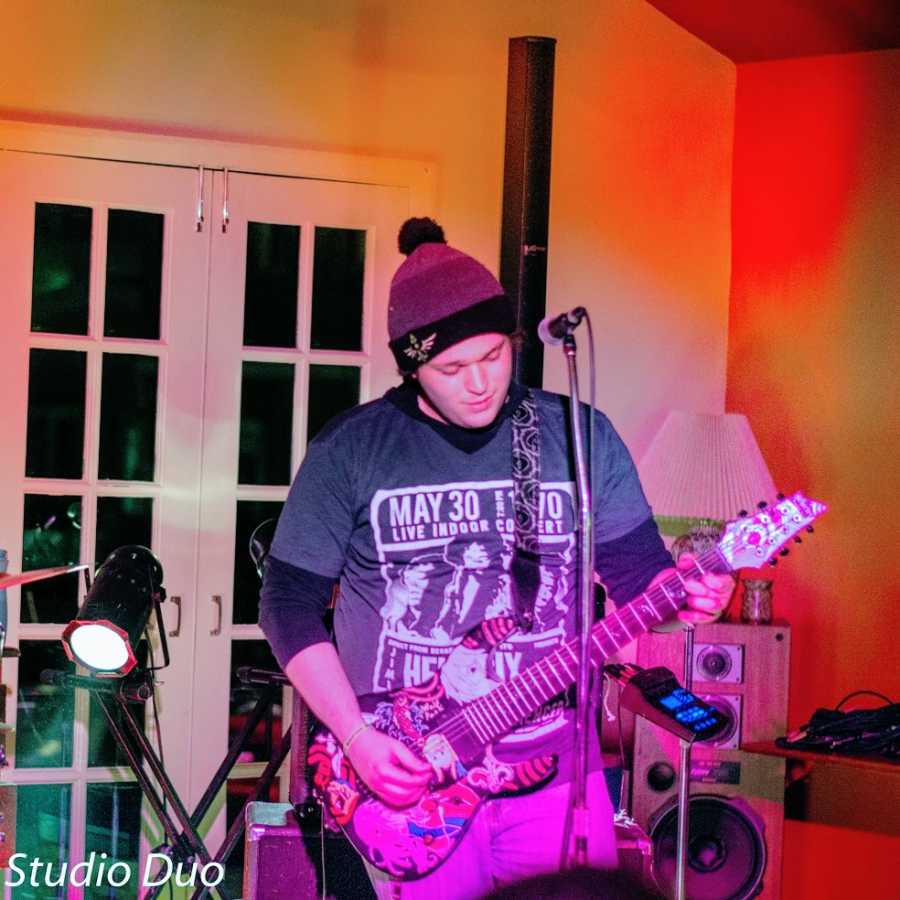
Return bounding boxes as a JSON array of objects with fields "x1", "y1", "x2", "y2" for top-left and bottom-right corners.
[{"x1": 649, "y1": 796, "x2": 766, "y2": 900}]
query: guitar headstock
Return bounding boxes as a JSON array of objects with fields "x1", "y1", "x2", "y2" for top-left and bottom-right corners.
[{"x1": 719, "y1": 492, "x2": 827, "y2": 570}]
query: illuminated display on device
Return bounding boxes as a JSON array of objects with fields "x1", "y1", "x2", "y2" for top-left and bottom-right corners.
[{"x1": 651, "y1": 685, "x2": 724, "y2": 735}]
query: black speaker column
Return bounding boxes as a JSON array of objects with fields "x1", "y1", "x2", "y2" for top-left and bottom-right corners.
[{"x1": 500, "y1": 36, "x2": 556, "y2": 388}]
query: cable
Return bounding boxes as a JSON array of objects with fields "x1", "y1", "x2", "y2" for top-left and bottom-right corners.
[
  {"x1": 146, "y1": 639, "x2": 174, "y2": 900},
  {"x1": 320, "y1": 812, "x2": 327, "y2": 900},
  {"x1": 836, "y1": 689, "x2": 894, "y2": 710},
  {"x1": 615, "y1": 679, "x2": 627, "y2": 814}
]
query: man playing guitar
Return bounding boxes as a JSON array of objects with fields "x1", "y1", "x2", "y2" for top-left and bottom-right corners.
[{"x1": 259, "y1": 218, "x2": 733, "y2": 897}]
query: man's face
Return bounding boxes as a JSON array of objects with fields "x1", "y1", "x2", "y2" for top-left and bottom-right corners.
[{"x1": 414, "y1": 333, "x2": 513, "y2": 429}]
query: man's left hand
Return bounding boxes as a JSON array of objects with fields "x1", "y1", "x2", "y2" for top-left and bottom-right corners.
[
  {"x1": 647, "y1": 553, "x2": 736, "y2": 625},
  {"x1": 676, "y1": 552, "x2": 735, "y2": 623}
]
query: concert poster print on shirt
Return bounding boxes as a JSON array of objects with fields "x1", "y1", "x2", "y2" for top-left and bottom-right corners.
[{"x1": 370, "y1": 479, "x2": 576, "y2": 745}]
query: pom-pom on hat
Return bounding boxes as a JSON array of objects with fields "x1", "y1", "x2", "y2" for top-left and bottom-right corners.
[{"x1": 388, "y1": 217, "x2": 515, "y2": 372}]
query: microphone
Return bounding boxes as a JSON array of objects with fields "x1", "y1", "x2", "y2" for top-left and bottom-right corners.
[
  {"x1": 537, "y1": 307, "x2": 587, "y2": 346},
  {"x1": 236, "y1": 665, "x2": 290, "y2": 686}
]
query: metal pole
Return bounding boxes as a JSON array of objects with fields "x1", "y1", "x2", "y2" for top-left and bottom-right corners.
[
  {"x1": 674, "y1": 625, "x2": 695, "y2": 900},
  {"x1": 94, "y1": 693, "x2": 191, "y2": 856},
  {"x1": 563, "y1": 331, "x2": 594, "y2": 868},
  {"x1": 111, "y1": 692, "x2": 227, "y2": 897}
]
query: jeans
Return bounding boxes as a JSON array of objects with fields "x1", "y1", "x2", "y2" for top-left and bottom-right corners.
[{"x1": 365, "y1": 768, "x2": 618, "y2": 899}]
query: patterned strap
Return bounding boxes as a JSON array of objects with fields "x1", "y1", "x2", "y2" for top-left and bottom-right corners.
[{"x1": 511, "y1": 390, "x2": 541, "y2": 632}]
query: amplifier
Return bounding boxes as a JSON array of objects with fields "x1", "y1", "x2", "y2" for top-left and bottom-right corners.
[{"x1": 243, "y1": 802, "x2": 373, "y2": 900}]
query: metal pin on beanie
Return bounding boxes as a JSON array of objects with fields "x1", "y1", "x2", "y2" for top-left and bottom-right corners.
[{"x1": 388, "y1": 218, "x2": 516, "y2": 373}]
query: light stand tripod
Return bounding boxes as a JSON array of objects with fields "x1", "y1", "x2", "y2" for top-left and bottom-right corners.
[
  {"x1": 41, "y1": 668, "x2": 227, "y2": 895},
  {"x1": 41, "y1": 664, "x2": 294, "y2": 900}
]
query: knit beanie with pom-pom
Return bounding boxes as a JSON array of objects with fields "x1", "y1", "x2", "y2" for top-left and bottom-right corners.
[{"x1": 388, "y1": 217, "x2": 515, "y2": 372}]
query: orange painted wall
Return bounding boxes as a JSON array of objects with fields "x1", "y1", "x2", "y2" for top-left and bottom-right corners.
[
  {"x1": 0, "y1": 0, "x2": 735, "y2": 452},
  {"x1": 728, "y1": 50, "x2": 900, "y2": 896}
]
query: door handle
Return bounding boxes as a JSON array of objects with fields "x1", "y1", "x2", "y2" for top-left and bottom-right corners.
[
  {"x1": 210, "y1": 595, "x2": 223, "y2": 636},
  {"x1": 168, "y1": 595, "x2": 182, "y2": 637}
]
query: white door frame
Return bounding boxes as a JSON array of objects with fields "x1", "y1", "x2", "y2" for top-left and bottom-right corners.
[{"x1": 0, "y1": 119, "x2": 435, "y2": 212}]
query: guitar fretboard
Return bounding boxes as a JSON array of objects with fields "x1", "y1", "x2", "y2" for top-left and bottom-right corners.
[{"x1": 455, "y1": 547, "x2": 731, "y2": 746}]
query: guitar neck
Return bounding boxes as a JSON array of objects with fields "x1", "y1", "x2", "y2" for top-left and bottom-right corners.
[{"x1": 459, "y1": 548, "x2": 732, "y2": 745}]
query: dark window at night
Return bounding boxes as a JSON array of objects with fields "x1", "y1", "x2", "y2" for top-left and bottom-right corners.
[
  {"x1": 307, "y1": 364, "x2": 360, "y2": 442},
  {"x1": 26, "y1": 348, "x2": 87, "y2": 479},
  {"x1": 104, "y1": 208, "x2": 164, "y2": 340},
  {"x1": 229, "y1": 640, "x2": 283, "y2": 760},
  {"x1": 21, "y1": 493, "x2": 82, "y2": 623},
  {"x1": 95, "y1": 496, "x2": 153, "y2": 567},
  {"x1": 16, "y1": 640, "x2": 75, "y2": 769},
  {"x1": 310, "y1": 227, "x2": 365, "y2": 350},
  {"x1": 238, "y1": 362, "x2": 294, "y2": 485},
  {"x1": 98, "y1": 353, "x2": 158, "y2": 482},
  {"x1": 87, "y1": 641, "x2": 149, "y2": 769},
  {"x1": 243, "y1": 221, "x2": 300, "y2": 347},
  {"x1": 31, "y1": 202, "x2": 92, "y2": 335},
  {"x1": 84, "y1": 783, "x2": 144, "y2": 899},
  {"x1": 233, "y1": 500, "x2": 283, "y2": 625}
]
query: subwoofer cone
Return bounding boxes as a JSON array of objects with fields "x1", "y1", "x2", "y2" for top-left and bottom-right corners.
[{"x1": 649, "y1": 795, "x2": 766, "y2": 900}]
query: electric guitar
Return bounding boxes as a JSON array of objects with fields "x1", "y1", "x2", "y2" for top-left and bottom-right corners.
[{"x1": 307, "y1": 492, "x2": 826, "y2": 879}]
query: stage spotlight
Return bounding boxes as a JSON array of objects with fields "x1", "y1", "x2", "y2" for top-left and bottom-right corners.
[{"x1": 62, "y1": 545, "x2": 166, "y2": 676}]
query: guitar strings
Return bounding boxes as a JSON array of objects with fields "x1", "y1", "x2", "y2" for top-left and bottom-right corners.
[
  {"x1": 431, "y1": 550, "x2": 727, "y2": 748},
  {"x1": 378, "y1": 505, "x2": 793, "y2": 754},
  {"x1": 400, "y1": 502, "x2": 801, "y2": 752},
  {"x1": 434, "y1": 557, "x2": 708, "y2": 745}
]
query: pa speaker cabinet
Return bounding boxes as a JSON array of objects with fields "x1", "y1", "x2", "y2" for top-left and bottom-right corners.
[
  {"x1": 631, "y1": 622, "x2": 790, "y2": 900},
  {"x1": 500, "y1": 35, "x2": 556, "y2": 387}
]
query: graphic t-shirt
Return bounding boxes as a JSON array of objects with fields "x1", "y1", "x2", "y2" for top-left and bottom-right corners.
[{"x1": 270, "y1": 385, "x2": 654, "y2": 765}]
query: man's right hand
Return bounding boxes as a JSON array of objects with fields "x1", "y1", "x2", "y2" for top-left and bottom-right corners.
[{"x1": 345, "y1": 727, "x2": 433, "y2": 808}]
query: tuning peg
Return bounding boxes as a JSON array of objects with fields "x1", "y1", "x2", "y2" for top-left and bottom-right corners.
[
  {"x1": 779, "y1": 548, "x2": 790, "y2": 557},
  {"x1": 768, "y1": 558, "x2": 778, "y2": 567},
  {"x1": 794, "y1": 537, "x2": 803, "y2": 544},
  {"x1": 757, "y1": 501, "x2": 768, "y2": 509},
  {"x1": 738, "y1": 509, "x2": 748, "y2": 518},
  {"x1": 806, "y1": 526, "x2": 815, "y2": 533}
]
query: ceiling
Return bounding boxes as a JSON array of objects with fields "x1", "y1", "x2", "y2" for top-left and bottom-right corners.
[{"x1": 644, "y1": 0, "x2": 900, "y2": 63}]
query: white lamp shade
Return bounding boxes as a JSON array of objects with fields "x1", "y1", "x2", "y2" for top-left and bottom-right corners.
[{"x1": 638, "y1": 412, "x2": 777, "y2": 527}]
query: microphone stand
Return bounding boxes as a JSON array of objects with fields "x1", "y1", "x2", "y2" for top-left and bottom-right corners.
[
  {"x1": 561, "y1": 329, "x2": 594, "y2": 868},
  {"x1": 675, "y1": 624, "x2": 696, "y2": 900}
]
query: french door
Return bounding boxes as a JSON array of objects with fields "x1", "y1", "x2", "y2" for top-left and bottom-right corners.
[
  {"x1": 192, "y1": 170, "x2": 407, "y2": 872},
  {"x1": 0, "y1": 147, "x2": 408, "y2": 897}
]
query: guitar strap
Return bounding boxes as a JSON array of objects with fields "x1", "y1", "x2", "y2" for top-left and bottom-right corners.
[{"x1": 510, "y1": 389, "x2": 542, "y2": 632}]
